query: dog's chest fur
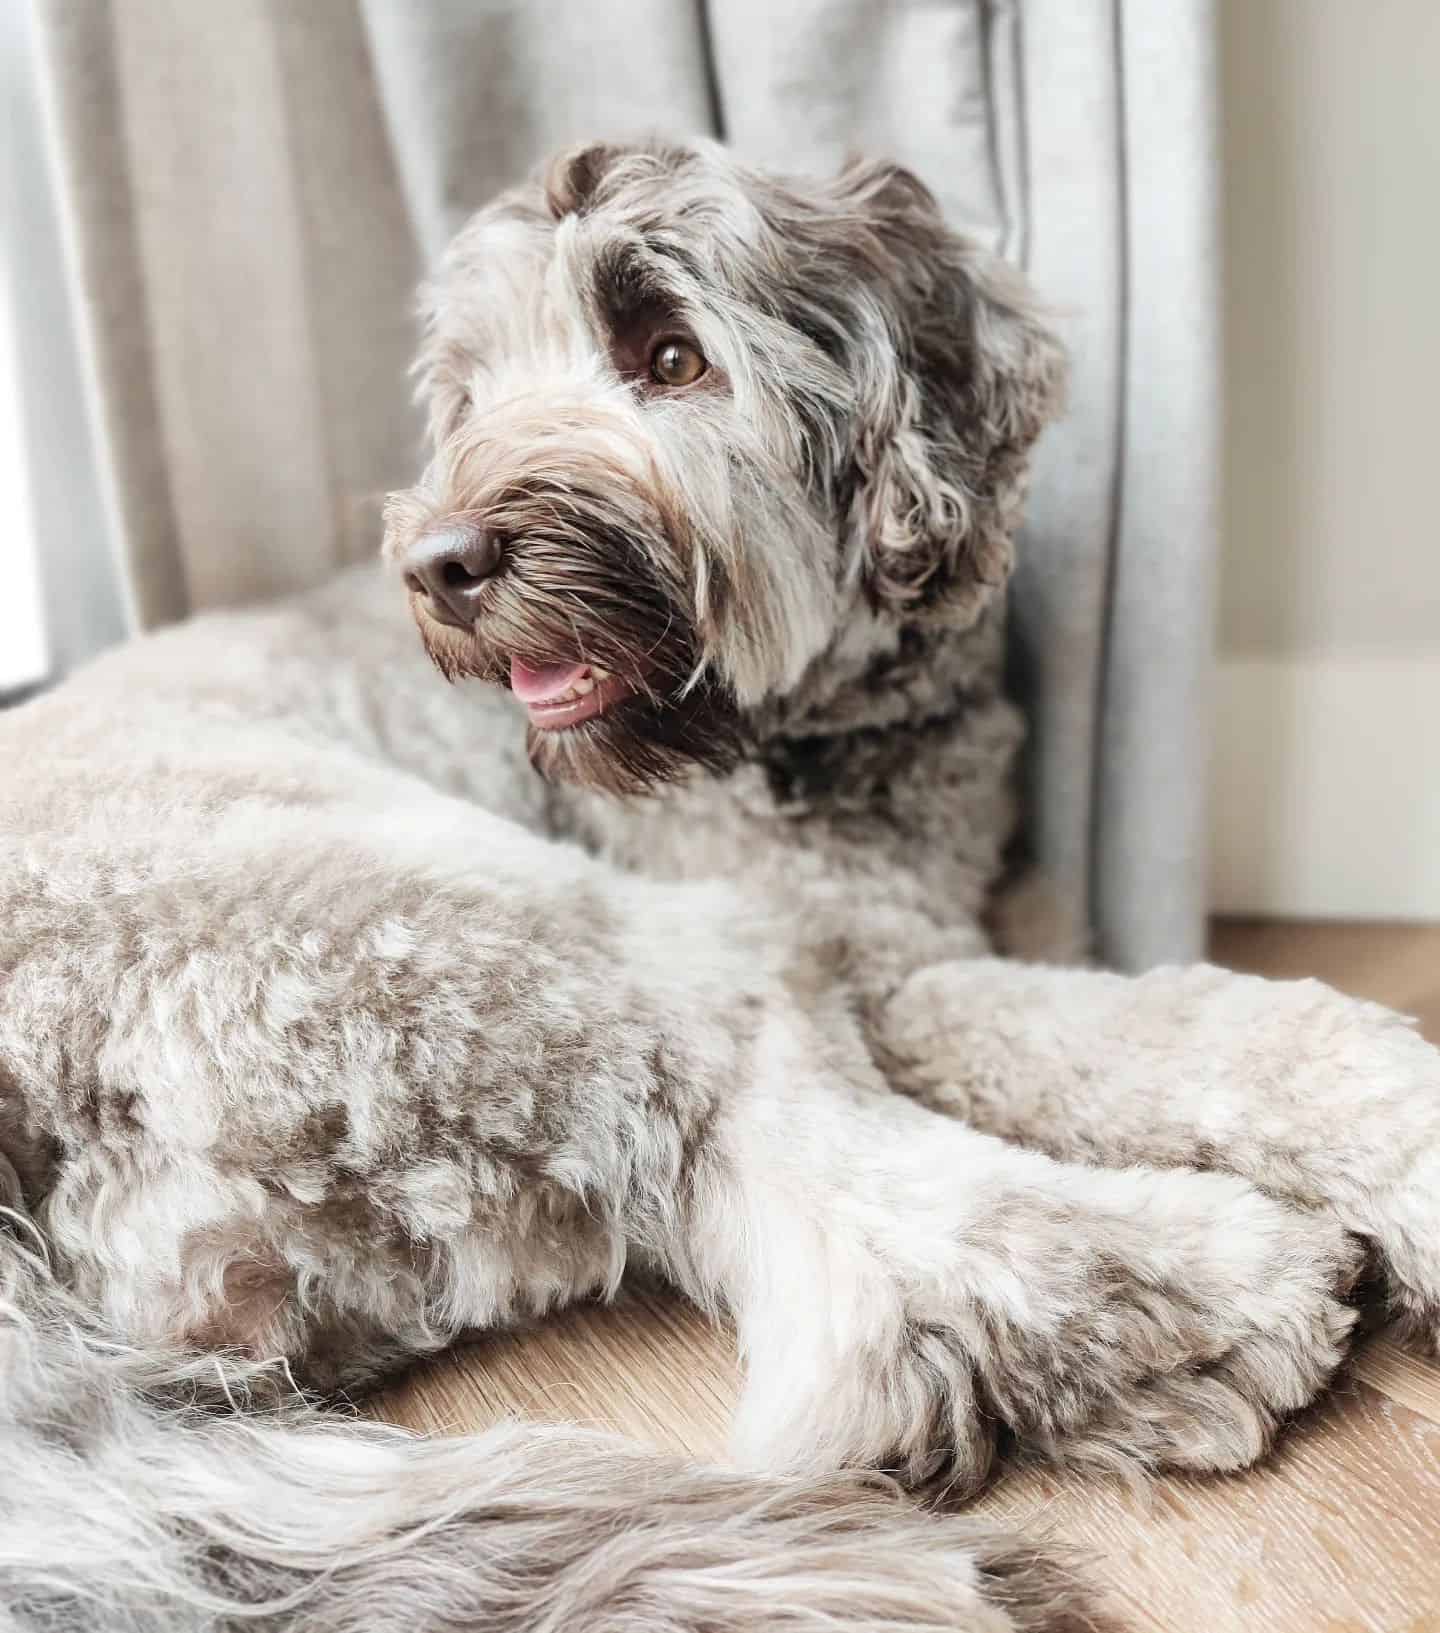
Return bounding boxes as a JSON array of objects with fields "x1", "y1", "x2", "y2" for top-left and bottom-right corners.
[{"x1": 549, "y1": 607, "x2": 1024, "y2": 946}]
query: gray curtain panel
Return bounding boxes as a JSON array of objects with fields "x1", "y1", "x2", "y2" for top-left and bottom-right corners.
[{"x1": 29, "y1": 0, "x2": 1220, "y2": 971}]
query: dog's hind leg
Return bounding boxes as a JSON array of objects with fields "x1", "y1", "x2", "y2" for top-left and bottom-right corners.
[
  {"x1": 881, "y1": 958, "x2": 1440, "y2": 1353},
  {"x1": 4, "y1": 786, "x2": 809, "y2": 1394}
]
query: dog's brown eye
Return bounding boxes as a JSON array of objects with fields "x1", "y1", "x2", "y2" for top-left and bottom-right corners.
[{"x1": 649, "y1": 339, "x2": 707, "y2": 387}]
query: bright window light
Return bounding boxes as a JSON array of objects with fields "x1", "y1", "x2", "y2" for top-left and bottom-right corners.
[{"x1": 0, "y1": 246, "x2": 48, "y2": 693}]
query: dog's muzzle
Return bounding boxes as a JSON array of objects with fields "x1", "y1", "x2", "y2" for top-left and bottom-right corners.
[
  {"x1": 402, "y1": 519, "x2": 503, "y2": 631},
  {"x1": 399, "y1": 510, "x2": 656, "y2": 731}
]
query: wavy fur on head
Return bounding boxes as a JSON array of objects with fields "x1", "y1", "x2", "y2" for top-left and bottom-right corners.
[{"x1": 383, "y1": 139, "x2": 1064, "y2": 794}]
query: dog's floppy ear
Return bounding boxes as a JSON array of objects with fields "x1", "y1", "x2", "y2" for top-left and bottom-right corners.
[
  {"x1": 543, "y1": 139, "x2": 692, "y2": 219},
  {"x1": 834, "y1": 161, "x2": 1066, "y2": 626},
  {"x1": 544, "y1": 141, "x2": 632, "y2": 218}
]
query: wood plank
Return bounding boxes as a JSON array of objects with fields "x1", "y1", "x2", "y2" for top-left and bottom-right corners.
[
  {"x1": 1352, "y1": 1333, "x2": 1440, "y2": 1430},
  {"x1": 973, "y1": 1380, "x2": 1440, "y2": 1633},
  {"x1": 1209, "y1": 920, "x2": 1440, "y2": 1033},
  {"x1": 373, "y1": 1288, "x2": 737, "y2": 1462}
]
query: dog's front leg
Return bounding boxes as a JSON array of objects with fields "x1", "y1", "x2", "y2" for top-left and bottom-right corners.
[
  {"x1": 881, "y1": 958, "x2": 1440, "y2": 1348},
  {"x1": 673, "y1": 991, "x2": 1357, "y2": 1493}
]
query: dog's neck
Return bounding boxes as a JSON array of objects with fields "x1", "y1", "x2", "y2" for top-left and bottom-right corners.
[
  {"x1": 755, "y1": 597, "x2": 1006, "y2": 741},
  {"x1": 546, "y1": 594, "x2": 1016, "y2": 904},
  {"x1": 546, "y1": 596, "x2": 1011, "y2": 840},
  {"x1": 747, "y1": 597, "x2": 1009, "y2": 806}
]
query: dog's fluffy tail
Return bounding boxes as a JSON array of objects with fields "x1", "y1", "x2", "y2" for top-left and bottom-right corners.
[{"x1": 0, "y1": 1194, "x2": 1105, "y2": 1633}]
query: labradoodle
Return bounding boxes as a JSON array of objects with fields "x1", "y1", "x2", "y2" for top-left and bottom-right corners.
[{"x1": 2, "y1": 140, "x2": 1437, "y2": 1632}]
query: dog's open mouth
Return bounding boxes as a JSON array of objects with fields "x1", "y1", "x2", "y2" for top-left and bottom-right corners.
[{"x1": 509, "y1": 657, "x2": 642, "y2": 731}]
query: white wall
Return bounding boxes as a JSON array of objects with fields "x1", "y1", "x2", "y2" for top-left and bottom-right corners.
[{"x1": 1211, "y1": 0, "x2": 1440, "y2": 918}]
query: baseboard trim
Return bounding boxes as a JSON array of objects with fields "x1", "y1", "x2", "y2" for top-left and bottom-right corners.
[{"x1": 1210, "y1": 654, "x2": 1440, "y2": 918}]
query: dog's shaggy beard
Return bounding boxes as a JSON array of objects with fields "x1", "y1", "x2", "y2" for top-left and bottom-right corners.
[{"x1": 415, "y1": 486, "x2": 745, "y2": 797}]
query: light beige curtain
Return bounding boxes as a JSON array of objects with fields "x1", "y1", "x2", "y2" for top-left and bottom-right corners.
[{"x1": 30, "y1": 0, "x2": 1220, "y2": 971}]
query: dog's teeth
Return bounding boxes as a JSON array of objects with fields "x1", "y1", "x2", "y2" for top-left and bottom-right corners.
[
  {"x1": 591, "y1": 667, "x2": 611, "y2": 682},
  {"x1": 571, "y1": 676, "x2": 596, "y2": 697}
]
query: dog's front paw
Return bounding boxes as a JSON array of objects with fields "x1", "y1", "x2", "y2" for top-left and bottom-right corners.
[
  {"x1": 735, "y1": 1157, "x2": 1360, "y2": 1492},
  {"x1": 1020, "y1": 1172, "x2": 1363, "y2": 1477},
  {"x1": 959, "y1": 1166, "x2": 1360, "y2": 1482},
  {"x1": 1147, "y1": 974, "x2": 1440, "y2": 1355},
  {"x1": 1280, "y1": 990, "x2": 1440, "y2": 1353}
]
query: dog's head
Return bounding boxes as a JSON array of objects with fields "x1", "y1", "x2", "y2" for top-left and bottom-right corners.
[{"x1": 383, "y1": 139, "x2": 1064, "y2": 795}]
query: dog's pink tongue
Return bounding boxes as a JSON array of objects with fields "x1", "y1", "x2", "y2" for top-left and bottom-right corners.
[{"x1": 510, "y1": 658, "x2": 590, "y2": 704}]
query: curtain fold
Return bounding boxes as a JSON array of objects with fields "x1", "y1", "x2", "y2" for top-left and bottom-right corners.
[
  {"x1": 361, "y1": 0, "x2": 721, "y2": 260},
  {"x1": 2, "y1": 0, "x2": 129, "y2": 672},
  {"x1": 1094, "y1": 0, "x2": 1221, "y2": 969},
  {"x1": 704, "y1": 0, "x2": 1011, "y2": 247},
  {"x1": 26, "y1": 0, "x2": 1220, "y2": 969},
  {"x1": 35, "y1": 0, "x2": 419, "y2": 613},
  {"x1": 1005, "y1": 0, "x2": 1127, "y2": 967}
]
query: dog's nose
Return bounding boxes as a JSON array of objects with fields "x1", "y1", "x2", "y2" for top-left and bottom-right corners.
[{"x1": 403, "y1": 523, "x2": 503, "y2": 630}]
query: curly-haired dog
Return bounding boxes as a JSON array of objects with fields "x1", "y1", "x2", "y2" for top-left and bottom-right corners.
[{"x1": 1, "y1": 140, "x2": 1437, "y2": 1631}]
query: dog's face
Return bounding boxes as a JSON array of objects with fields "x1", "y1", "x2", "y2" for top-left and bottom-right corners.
[{"x1": 383, "y1": 140, "x2": 1064, "y2": 795}]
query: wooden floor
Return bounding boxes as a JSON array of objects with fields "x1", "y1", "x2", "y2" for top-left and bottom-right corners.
[{"x1": 375, "y1": 922, "x2": 1440, "y2": 1632}]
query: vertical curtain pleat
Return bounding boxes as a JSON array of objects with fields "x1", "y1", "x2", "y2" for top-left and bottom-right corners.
[
  {"x1": 107, "y1": 0, "x2": 356, "y2": 607},
  {"x1": 33, "y1": 0, "x2": 187, "y2": 626},
  {"x1": 1094, "y1": 0, "x2": 1221, "y2": 968},
  {"x1": 34, "y1": 0, "x2": 422, "y2": 613},
  {"x1": 360, "y1": 0, "x2": 721, "y2": 260},
  {"x1": 1006, "y1": 0, "x2": 1127, "y2": 960},
  {"x1": 704, "y1": 0, "x2": 1009, "y2": 245},
  {"x1": 4, "y1": 0, "x2": 130, "y2": 671},
  {"x1": 265, "y1": 3, "x2": 420, "y2": 570}
]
